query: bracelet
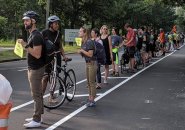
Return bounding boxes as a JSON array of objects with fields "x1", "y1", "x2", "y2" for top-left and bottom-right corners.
[{"x1": 25, "y1": 44, "x2": 29, "y2": 49}]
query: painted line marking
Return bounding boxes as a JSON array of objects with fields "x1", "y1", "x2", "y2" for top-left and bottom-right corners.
[
  {"x1": 141, "y1": 118, "x2": 151, "y2": 120},
  {"x1": 74, "y1": 93, "x2": 102, "y2": 97},
  {"x1": 101, "y1": 76, "x2": 129, "y2": 79},
  {"x1": 11, "y1": 79, "x2": 86, "y2": 112},
  {"x1": 45, "y1": 45, "x2": 183, "y2": 130},
  {"x1": 18, "y1": 69, "x2": 27, "y2": 71}
]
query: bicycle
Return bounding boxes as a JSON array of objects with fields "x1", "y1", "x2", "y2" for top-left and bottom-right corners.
[
  {"x1": 120, "y1": 47, "x2": 129, "y2": 74},
  {"x1": 43, "y1": 51, "x2": 76, "y2": 109}
]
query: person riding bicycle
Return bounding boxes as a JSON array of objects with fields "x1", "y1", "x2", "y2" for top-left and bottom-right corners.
[{"x1": 42, "y1": 15, "x2": 68, "y2": 95}]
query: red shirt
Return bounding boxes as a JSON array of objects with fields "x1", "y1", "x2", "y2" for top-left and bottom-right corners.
[
  {"x1": 159, "y1": 31, "x2": 165, "y2": 44},
  {"x1": 126, "y1": 28, "x2": 136, "y2": 47}
]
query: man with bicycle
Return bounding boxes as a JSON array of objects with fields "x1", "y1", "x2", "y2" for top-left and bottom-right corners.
[{"x1": 42, "y1": 15, "x2": 68, "y2": 100}]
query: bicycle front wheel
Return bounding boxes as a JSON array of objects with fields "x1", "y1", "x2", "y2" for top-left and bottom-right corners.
[
  {"x1": 65, "y1": 69, "x2": 76, "y2": 101},
  {"x1": 43, "y1": 73, "x2": 66, "y2": 109}
]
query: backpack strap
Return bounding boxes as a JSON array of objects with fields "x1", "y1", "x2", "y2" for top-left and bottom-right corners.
[
  {"x1": 91, "y1": 40, "x2": 97, "y2": 55},
  {"x1": 53, "y1": 31, "x2": 59, "y2": 44}
]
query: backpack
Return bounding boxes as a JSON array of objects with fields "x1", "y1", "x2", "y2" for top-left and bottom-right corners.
[
  {"x1": 42, "y1": 31, "x2": 59, "y2": 65},
  {"x1": 121, "y1": 52, "x2": 129, "y2": 65},
  {"x1": 42, "y1": 38, "x2": 55, "y2": 64},
  {"x1": 92, "y1": 40, "x2": 106, "y2": 65}
]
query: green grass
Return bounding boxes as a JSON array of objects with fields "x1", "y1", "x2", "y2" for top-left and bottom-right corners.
[
  {"x1": 64, "y1": 44, "x2": 80, "y2": 53},
  {"x1": 0, "y1": 50, "x2": 24, "y2": 61},
  {"x1": 0, "y1": 44, "x2": 79, "y2": 62},
  {"x1": 0, "y1": 39, "x2": 15, "y2": 47}
]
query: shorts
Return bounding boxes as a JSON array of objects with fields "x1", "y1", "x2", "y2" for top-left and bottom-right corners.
[
  {"x1": 112, "y1": 51, "x2": 119, "y2": 64},
  {"x1": 159, "y1": 43, "x2": 165, "y2": 48},
  {"x1": 127, "y1": 46, "x2": 135, "y2": 58}
]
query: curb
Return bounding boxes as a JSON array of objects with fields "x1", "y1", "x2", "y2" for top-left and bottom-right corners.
[
  {"x1": 0, "y1": 58, "x2": 26, "y2": 63},
  {"x1": 0, "y1": 53, "x2": 76, "y2": 63}
]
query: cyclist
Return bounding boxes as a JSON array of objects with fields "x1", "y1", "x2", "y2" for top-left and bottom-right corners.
[
  {"x1": 18, "y1": 11, "x2": 45, "y2": 128},
  {"x1": 42, "y1": 15, "x2": 68, "y2": 97}
]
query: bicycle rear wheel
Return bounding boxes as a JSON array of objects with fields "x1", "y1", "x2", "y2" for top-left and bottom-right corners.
[
  {"x1": 43, "y1": 73, "x2": 66, "y2": 109},
  {"x1": 65, "y1": 69, "x2": 76, "y2": 101}
]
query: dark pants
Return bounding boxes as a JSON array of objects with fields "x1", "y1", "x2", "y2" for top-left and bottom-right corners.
[{"x1": 96, "y1": 63, "x2": 101, "y2": 84}]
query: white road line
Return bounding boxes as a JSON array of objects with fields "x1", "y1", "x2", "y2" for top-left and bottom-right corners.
[
  {"x1": 101, "y1": 76, "x2": 129, "y2": 79},
  {"x1": 11, "y1": 79, "x2": 87, "y2": 112},
  {"x1": 45, "y1": 48, "x2": 180, "y2": 130},
  {"x1": 11, "y1": 100, "x2": 34, "y2": 112},
  {"x1": 74, "y1": 93, "x2": 102, "y2": 97},
  {"x1": 18, "y1": 69, "x2": 27, "y2": 71},
  {"x1": 11, "y1": 68, "x2": 110, "y2": 111}
]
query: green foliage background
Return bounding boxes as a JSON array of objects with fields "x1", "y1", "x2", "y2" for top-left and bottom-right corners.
[{"x1": 0, "y1": 0, "x2": 184, "y2": 41}]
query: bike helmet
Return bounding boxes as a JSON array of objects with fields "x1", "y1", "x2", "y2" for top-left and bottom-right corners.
[
  {"x1": 22, "y1": 11, "x2": 39, "y2": 22},
  {"x1": 47, "y1": 15, "x2": 60, "y2": 23}
]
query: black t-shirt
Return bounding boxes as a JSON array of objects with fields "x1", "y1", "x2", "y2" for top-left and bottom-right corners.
[
  {"x1": 27, "y1": 30, "x2": 45, "y2": 70},
  {"x1": 41, "y1": 29, "x2": 62, "y2": 51}
]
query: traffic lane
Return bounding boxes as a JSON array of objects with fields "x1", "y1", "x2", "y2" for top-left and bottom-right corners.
[
  {"x1": 9, "y1": 78, "x2": 127, "y2": 130},
  {"x1": 2, "y1": 54, "x2": 85, "y2": 107},
  {"x1": 0, "y1": 65, "x2": 31, "y2": 107},
  {"x1": 56, "y1": 51, "x2": 185, "y2": 130}
]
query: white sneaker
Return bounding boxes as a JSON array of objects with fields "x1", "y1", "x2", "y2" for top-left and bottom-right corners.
[
  {"x1": 104, "y1": 79, "x2": 108, "y2": 84},
  {"x1": 25, "y1": 117, "x2": 43, "y2": 123},
  {"x1": 23, "y1": 120, "x2": 41, "y2": 128}
]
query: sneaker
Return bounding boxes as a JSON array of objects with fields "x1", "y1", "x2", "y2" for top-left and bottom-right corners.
[
  {"x1": 96, "y1": 85, "x2": 101, "y2": 89},
  {"x1": 114, "y1": 72, "x2": 119, "y2": 77},
  {"x1": 111, "y1": 71, "x2": 115, "y2": 76},
  {"x1": 23, "y1": 120, "x2": 41, "y2": 128},
  {"x1": 104, "y1": 79, "x2": 108, "y2": 84},
  {"x1": 86, "y1": 101, "x2": 96, "y2": 107},
  {"x1": 48, "y1": 95, "x2": 58, "y2": 103},
  {"x1": 25, "y1": 118, "x2": 43, "y2": 123}
]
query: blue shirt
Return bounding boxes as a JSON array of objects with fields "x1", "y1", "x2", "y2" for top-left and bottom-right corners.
[{"x1": 111, "y1": 35, "x2": 122, "y2": 48}]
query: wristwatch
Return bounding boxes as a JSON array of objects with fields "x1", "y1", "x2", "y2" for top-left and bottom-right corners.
[{"x1": 25, "y1": 44, "x2": 29, "y2": 49}]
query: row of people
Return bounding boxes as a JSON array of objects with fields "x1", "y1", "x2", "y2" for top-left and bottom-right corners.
[{"x1": 17, "y1": 10, "x2": 184, "y2": 128}]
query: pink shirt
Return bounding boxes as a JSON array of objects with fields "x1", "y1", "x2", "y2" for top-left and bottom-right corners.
[{"x1": 126, "y1": 28, "x2": 136, "y2": 47}]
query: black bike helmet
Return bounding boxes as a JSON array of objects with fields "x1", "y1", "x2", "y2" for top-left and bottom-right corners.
[
  {"x1": 22, "y1": 11, "x2": 39, "y2": 22},
  {"x1": 47, "y1": 15, "x2": 60, "y2": 23}
]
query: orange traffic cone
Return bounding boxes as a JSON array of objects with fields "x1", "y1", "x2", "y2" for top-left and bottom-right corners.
[{"x1": 0, "y1": 103, "x2": 12, "y2": 130}]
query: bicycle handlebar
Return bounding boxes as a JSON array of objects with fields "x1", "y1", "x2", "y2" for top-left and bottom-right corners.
[{"x1": 63, "y1": 58, "x2": 72, "y2": 62}]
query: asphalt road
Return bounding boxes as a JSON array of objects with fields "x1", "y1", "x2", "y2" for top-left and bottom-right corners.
[{"x1": 1, "y1": 45, "x2": 185, "y2": 130}]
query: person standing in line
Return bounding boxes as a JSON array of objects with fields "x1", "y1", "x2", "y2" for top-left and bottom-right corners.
[
  {"x1": 78, "y1": 27, "x2": 97, "y2": 107},
  {"x1": 111, "y1": 27, "x2": 122, "y2": 76},
  {"x1": 18, "y1": 11, "x2": 45, "y2": 128},
  {"x1": 159, "y1": 28, "x2": 166, "y2": 56},
  {"x1": 91, "y1": 28, "x2": 103, "y2": 89},
  {"x1": 120, "y1": 23, "x2": 136, "y2": 72},
  {"x1": 100, "y1": 25, "x2": 113, "y2": 83},
  {"x1": 41, "y1": 15, "x2": 68, "y2": 98}
]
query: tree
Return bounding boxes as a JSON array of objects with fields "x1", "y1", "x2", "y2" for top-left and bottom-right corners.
[{"x1": 0, "y1": 16, "x2": 7, "y2": 39}]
